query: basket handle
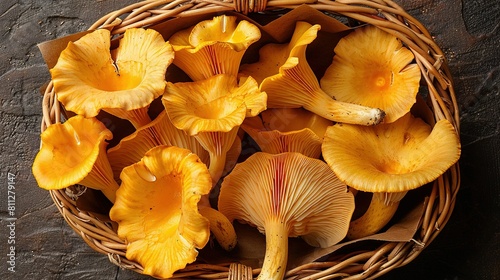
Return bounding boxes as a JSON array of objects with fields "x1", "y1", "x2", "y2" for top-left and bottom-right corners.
[
  {"x1": 234, "y1": 0, "x2": 267, "y2": 13},
  {"x1": 228, "y1": 263, "x2": 254, "y2": 280}
]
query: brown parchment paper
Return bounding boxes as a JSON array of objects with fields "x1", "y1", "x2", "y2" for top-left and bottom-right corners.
[{"x1": 37, "y1": 4, "x2": 427, "y2": 270}]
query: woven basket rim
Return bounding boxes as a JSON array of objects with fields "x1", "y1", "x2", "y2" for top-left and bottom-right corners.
[{"x1": 40, "y1": 0, "x2": 461, "y2": 279}]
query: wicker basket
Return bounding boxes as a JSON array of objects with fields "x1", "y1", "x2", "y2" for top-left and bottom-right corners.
[{"x1": 39, "y1": 0, "x2": 461, "y2": 279}]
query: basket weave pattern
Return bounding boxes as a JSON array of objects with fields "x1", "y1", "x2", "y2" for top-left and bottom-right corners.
[{"x1": 40, "y1": 0, "x2": 461, "y2": 279}]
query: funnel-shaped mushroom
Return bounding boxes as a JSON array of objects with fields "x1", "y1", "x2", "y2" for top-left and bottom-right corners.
[
  {"x1": 241, "y1": 108, "x2": 333, "y2": 158},
  {"x1": 107, "y1": 110, "x2": 209, "y2": 181},
  {"x1": 163, "y1": 74, "x2": 267, "y2": 184},
  {"x1": 169, "y1": 15, "x2": 261, "y2": 81},
  {"x1": 32, "y1": 115, "x2": 118, "y2": 203},
  {"x1": 240, "y1": 21, "x2": 319, "y2": 84},
  {"x1": 109, "y1": 146, "x2": 211, "y2": 278},
  {"x1": 219, "y1": 152, "x2": 355, "y2": 280},
  {"x1": 322, "y1": 113, "x2": 461, "y2": 239},
  {"x1": 260, "y1": 22, "x2": 385, "y2": 126},
  {"x1": 321, "y1": 25, "x2": 421, "y2": 123},
  {"x1": 51, "y1": 28, "x2": 174, "y2": 128}
]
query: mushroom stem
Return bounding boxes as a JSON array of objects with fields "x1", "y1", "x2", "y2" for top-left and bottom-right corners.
[
  {"x1": 198, "y1": 204, "x2": 237, "y2": 251},
  {"x1": 195, "y1": 128, "x2": 239, "y2": 185},
  {"x1": 81, "y1": 176, "x2": 118, "y2": 203},
  {"x1": 79, "y1": 153, "x2": 119, "y2": 203},
  {"x1": 347, "y1": 191, "x2": 407, "y2": 240},
  {"x1": 258, "y1": 219, "x2": 289, "y2": 280},
  {"x1": 104, "y1": 106, "x2": 152, "y2": 129},
  {"x1": 308, "y1": 92, "x2": 385, "y2": 126},
  {"x1": 207, "y1": 151, "x2": 227, "y2": 186}
]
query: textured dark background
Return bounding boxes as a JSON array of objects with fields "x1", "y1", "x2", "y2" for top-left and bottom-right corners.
[{"x1": 0, "y1": 0, "x2": 498, "y2": 279}]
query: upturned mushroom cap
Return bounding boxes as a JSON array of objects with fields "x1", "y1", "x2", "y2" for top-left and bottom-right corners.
[
  {"x1": 109, "y1": 146, "x2": 211, "y2": 279},
  {"x1": 322, "y1": 113, "x2": 461, "y2": 193},
  {"x1": 32, "y1": 115, "x2": 118, "y2": 202},
  {"x1": 219, "y1": 152, "x2": 354, "y2": 279},
  {"x1": 241, "y1": 108, "x2": 333, "y2": 158},
  {"x1": 107, "y1": 110, "x2": 210, "y2": 181},
  {"x1": 51, "y1": 28, "x2": 174, "y2": 127},
  {"x1": 240, "y1": 21, "x2": 320, "y2": 84},
  {"x1": 320, "y1": 25, "x2": 421, "y2": 123},
  {"x1": 163, "y1": 74, "x2": 266, "y2": 183},
  {"x1": 169, "y1": 15, "x2": 261, "y2": 81},
  {"x1": 163, "y1": 74, "x2": 267, "y2": 136}
]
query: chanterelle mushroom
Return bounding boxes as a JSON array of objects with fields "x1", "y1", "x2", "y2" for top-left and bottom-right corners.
[
  {"x1": 163, "y1": 74, "x2": 267, "y2": 184},
  {"x1": 50, "y1": 28, "x2": 174, "y2": 128},
  {"x1": 32, "y1": 115, "x2": 118, "y2": 203},
  {"x1": 109, "y1": 146, "x2": 211, "y2": 278},
  {"x1": 321, "y1": 113, "x2": 461, "y2": 239},
  {"x1": 169, "y1": 15, "x2": 261, "y2": 81},
  {"x1": 321, "y1": 25, "x2": 421, "y2": 123},
  {"x1": 219, "y1": 152, "x2": 355, "y2": 280},
  {"x1": 259, "y1": 22, "x2": 385, "y2": 126}
]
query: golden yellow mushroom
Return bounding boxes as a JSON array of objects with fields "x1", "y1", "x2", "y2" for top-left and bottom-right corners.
[
  {"x1": 321, "y1": 113, "x2": 461, "y2": 239},
  {"x1": 32, "y1": 115, "x2": 118, "y2": 203},
  {"x1": 260, "y1": 22, "x2": 385, "y2": 126},
  {"x1": 169, "y1": 15, "x2": 261, "y2": 81},
  {"x1": 241, "y1": 108, "x2": 333, "y2": 158},
  {"x1": 107, "y1": 111, "x2": 239, "y2": 251},
  {"x1": 163, "y1": 74, "x2": 267, "y2": 184},
  {"x1": 321, "y1": 25, "x2": 421, "y2": 123},
  {"x1": 109, "y1": 146, "x2": 211, "y2": 279},
  {"x1": 219, "y1": 152, "x2": 355, "y2": 280},
  {"x1": 51, "y1": 28, "x2": 174, "y2": 128}
]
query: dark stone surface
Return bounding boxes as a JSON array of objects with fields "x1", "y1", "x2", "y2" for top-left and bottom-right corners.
[{"x1": 0, "y1": 0, "x2": 498, "y2": 279}]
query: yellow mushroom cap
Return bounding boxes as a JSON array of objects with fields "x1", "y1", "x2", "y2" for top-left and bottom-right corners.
[
  {"x1": 321, "y1": 25, "x2": 421, "y2": 123},
  {"x1": 163, "y1": 74, "x2": 265, "y2": 183},
  {"x1": 32, "y1": 115, "x2": 118, "y2": 202},
  {"x1": 51, "y1": 28, "x2": 174, "y2": 118},
  {"x1": 322, "y1": 113, "x2": 461, "y2": 193},
  {"x1": 32, "y1": 115, "x2": 112, "y2": 190},
  {"x1": 163, "y1": 74, "x2": 267, "y2": 136},
  {"x1": 109, "y1": 146, "x2": 211, "y2": 279},
  {"x1": 107, "y1": 110, "x2": 210, "y2": 181},
  {"x1": 219, "y1": 152, "x2": 355, "y2": 247},
  {"x1": 169, "y1": 15, "x2": 261, "y2": 81}
]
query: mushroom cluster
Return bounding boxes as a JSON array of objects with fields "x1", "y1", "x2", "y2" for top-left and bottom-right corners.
[{"x1": 33, "y1": 15, "x2": 461, "y2": 280}]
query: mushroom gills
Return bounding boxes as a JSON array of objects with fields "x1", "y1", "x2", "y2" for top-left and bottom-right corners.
[{"x1": 347, "y1": 191, "x2": 406, "y2": 240}]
